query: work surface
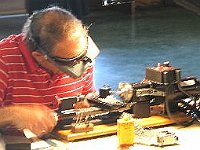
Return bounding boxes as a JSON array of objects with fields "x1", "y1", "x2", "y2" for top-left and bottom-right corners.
[
  {"x1": 0, "y1": 122, "x2": 199, "y2": 150},
  {"x1": 66, "y1": 123, "x2": 200, "y2": 150}
]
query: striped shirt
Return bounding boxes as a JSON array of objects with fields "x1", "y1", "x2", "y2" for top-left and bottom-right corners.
[{"x1": 0, "y1": 34, "x2": 96, "y2": 110}]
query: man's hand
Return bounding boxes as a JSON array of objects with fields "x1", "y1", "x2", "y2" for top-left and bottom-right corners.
[
  {"x1": 10, "y1": 104, "x2": 57, "y2": 137},
  {"x1": 73, "y1": 92, "x2": 99, "y2": 109},
  {"x1": 85, "y1": 92, "x2": 99, "y2": 100},
  {"x1": 73, "y1": 99, "x2": 90, "y2": 109}
]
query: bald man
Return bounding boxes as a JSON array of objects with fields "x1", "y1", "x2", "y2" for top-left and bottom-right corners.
[{"x1": 0, "y1": 6, "x2": 99, "y2": 137}]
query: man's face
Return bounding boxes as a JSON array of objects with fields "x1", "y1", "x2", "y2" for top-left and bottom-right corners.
[
  {"x1": 52, "y1": 36, "x2": 87, "y2": 60},
  {"x1": 32, "y1": 36, "x2": 91, "y2": 77}
]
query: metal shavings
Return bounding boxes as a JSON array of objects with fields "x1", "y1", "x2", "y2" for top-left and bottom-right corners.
[
  {"x1": 134, "y1": 121, "x2": 156, "y2": 146},
  {"x1": 134, "y1": 120, "x2": 179, "y2": 146},
  {"x1": 98, "y1": 95, "x2": 123, "y2": 105}
]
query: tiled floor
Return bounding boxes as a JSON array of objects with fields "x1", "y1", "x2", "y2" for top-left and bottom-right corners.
[{"x1": 1, "y1": 6, "x2": 200, "y2": 91}]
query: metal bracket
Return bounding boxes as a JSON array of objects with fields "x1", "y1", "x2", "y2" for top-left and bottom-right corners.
[{"x1": 136, "y1": 88, "x2": 165, "y2": 97}]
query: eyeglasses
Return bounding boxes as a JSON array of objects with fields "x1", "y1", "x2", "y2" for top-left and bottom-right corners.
[
  {"x1": 47, "y1": 49, "x2": 92, "y2": 67},
  {"x1": 43, "y1": 36, "x2": 91, "y2": 67}
]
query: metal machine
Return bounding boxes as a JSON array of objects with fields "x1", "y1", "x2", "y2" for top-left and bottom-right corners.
[
  {"x1": 56, "y1": 62, "x2": 200, "y2": 130},
  {"x1": 117, "y1": 61, "x2": 200, "y2": 125}
]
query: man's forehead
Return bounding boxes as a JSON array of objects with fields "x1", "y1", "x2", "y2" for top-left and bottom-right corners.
[{"x1": 52, "y1": 37, "x2": 87, "y2": 59}]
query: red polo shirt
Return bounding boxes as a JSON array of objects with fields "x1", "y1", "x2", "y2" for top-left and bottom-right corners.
[{"x1": 0, "y1": 34, "x2": 96, "y2": 110}]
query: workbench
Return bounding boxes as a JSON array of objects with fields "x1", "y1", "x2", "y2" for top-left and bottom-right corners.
[{"x1": 0, "y1": 120, "x2": 199, "y2": 150}]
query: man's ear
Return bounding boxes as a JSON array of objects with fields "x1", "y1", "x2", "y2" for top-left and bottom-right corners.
[
  {"x1": 31, "y1": 51, "x2": 62, "y2": 74},
  {"x1": 31, "y1": 51, "x2": 45, "y2": 62}
]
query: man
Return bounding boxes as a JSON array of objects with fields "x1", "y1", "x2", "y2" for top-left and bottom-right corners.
[{"x1": 0, "y1": 6, "x2": 99, "y2": 137}]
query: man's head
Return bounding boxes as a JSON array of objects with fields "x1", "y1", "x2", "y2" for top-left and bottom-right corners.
[
  {"x1": 22, "y1": 7, "x2": 98, "y2": 77},
  {"x1": 23, "y1": 6, "x2": 88, "y2": 58}
]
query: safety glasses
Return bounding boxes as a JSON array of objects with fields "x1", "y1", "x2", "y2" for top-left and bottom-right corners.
[{"x1": 47, "y1": 49, "x2": 92, "y2": 67}]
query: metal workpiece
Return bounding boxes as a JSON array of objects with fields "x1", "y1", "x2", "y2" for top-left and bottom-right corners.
[{"x1": 156, "y1": 131, "x2": 179, "y2": 147}]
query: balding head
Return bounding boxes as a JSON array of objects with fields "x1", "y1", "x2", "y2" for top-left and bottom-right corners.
[{"x1": 23, "y1": 6, "x2": 88, "y2": 58}]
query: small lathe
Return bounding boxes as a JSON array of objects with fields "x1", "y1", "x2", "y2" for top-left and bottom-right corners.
[{"x1": 56, "y1": 62, "x2": 200, "y2": 133}]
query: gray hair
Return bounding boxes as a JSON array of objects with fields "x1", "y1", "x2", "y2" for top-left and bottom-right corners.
[{"x1": 22, "y1": 6, "x2": 88, "y2": 54}]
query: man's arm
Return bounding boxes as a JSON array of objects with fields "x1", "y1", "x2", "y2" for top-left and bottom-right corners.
[
  {"x1": 0, "y1": 104, "x2": 57, "y2": 137},
  {"x1": 0, "y1": 106, "x2": 13, "y2": 128}
]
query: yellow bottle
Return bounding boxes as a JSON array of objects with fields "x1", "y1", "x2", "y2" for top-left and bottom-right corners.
[{"x1": 117, "y1": 118, "x2": 134, "y2": 147}]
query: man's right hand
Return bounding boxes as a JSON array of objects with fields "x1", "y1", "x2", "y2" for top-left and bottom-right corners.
[{"x1": 5, "y1": 104, "x2": 57, "y2": 137}]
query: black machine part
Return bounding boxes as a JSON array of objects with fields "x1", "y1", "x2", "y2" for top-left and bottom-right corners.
[
  {"x1": 117, "y1": 62, "x2": 200, "y2": 125},
  {"x1": 165, "y1": 77, "x2": 200, "y2": 126},
  {"x1": 99, "y1": 85, "x2": 112, "y2": 98},
  {"x1": 132, "y1": 76, "x2": 200, "y2": 122}
]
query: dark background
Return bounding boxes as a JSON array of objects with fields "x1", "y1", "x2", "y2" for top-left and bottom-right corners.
[
  {"x1": 0, "y1": 4, "x2": 200, "y2": 91},
  {"x1": 26, "y1": 0, "x2": 89, "y2": 19}
]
